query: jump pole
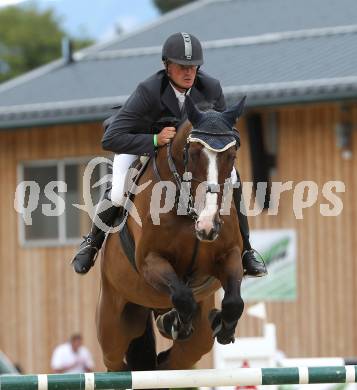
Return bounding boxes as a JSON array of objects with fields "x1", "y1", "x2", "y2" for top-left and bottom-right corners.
[{"x1": 0, "y1": 365, "x2": 356, "y2": 390}]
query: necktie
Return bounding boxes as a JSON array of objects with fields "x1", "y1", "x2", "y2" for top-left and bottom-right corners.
[
  {"x1": 177, "y1": 93, "x2": 186, "y2": 110},
  {"x1": 178, "y1": 94, "x2": 187, "y2": 118}
]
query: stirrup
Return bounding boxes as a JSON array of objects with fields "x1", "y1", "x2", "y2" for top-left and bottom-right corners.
[
  {"x1": 242, "y1": 248, "x2": 265, "y2": 262},
  {"x1": 70, "y1": 235, "x2": 100, "y2": 266},
  {"x1": 242, "y1": 248, "x2": 267, "y2": 278},
  {"x1": 79, "y1": 235, "x2": 101, "y2": 252}
]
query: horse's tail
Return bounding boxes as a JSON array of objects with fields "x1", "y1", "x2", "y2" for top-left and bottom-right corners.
[{"x1": 126, "y1": 310, "x2": 157, "y2": 370}]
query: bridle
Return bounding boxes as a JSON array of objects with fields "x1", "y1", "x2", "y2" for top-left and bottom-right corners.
[{"x1": 153, "y1": 128, "x2": 240, "y2": 221}]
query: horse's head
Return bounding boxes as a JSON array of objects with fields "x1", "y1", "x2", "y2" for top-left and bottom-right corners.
[{"x1": 184, "y1": 95, "x2": 246, "y2": 241}]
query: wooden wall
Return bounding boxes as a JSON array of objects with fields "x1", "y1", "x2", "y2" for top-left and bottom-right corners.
[
  {"x1": 236, "y1": 101, "x2": 357, "y2": 357},
  {"x1": 0, "y1": 101, "x2": 356, "y2": 374},
  {"x1": 0, "y1": 123, "x2": 107, "y2": 373}
]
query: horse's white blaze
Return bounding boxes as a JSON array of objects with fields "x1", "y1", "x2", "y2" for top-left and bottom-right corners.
[{"x1": 197, "y1": 148, "x2": 218, "y2": 232}]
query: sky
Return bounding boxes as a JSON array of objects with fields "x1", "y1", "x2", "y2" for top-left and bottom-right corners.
[{"x1": 0, "y1": 0, "x2": 160, "y2": 42}]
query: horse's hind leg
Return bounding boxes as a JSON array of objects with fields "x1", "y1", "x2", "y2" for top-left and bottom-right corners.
[
  {"x1": 96, "y1": 286, "x2": 127, "y2": 371},
  {"x1": 126, "y1": 309, "x2": 156, "y2": 371},
  {"x1": 96, "y1": 281, "x2": 153, "y2": 371},
  {"x1": 157, "y1": 295, "x2": 215, "y2": 370}
]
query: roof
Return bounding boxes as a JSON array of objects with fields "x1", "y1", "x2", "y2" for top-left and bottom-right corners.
[{"x1": 0, "y1": 0, "x2": 357, "y2": 129}]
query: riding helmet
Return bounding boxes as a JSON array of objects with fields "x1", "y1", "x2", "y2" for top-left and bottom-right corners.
[{"x1": 162, "y1": 32, "x2": 203, "y2": 66}]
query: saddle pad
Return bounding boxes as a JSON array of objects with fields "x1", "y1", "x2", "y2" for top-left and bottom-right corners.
[{"x1": 118, "y1": 156, "x2": 151, "y2": 272}]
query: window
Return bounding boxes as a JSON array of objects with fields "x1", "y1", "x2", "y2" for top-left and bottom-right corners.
[
  {"x1": 246, "y1": 112, "x2": 278, "y2": 210},
  {"x1": 18, "y1": 157, "x2": 111, "y2": 247}
]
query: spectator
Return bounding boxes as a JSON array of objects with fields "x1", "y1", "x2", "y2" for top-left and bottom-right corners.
[{"x1": 51, "y1": 334, "x2": 94, "y2": 373}]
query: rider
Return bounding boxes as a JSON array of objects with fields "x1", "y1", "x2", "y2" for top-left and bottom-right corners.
[{"x1": 72, "y1": 32, "x2": 267, "y2": 278}]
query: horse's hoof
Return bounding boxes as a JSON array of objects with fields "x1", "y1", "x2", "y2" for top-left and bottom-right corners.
[
  {"x1": 156, "y1": 309, "x2": 193, "y2": 341},
  {"x1": 209, "y1": 309, "x2": 236, "y2": 345},
  {"x1": 177, "y1": 323, "x2": 194, "y2": 340},
  {"x1": 208, "y1": 309, "x2": 221, "y2": 329},
  {"x1": 216, "y1": 331, "x2": 235, "y2": 345}
]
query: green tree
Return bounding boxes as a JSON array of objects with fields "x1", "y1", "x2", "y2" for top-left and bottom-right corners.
[
  {"x1": 153, "y1": 0, "x2": 197, "y2": 14},
  {"x1": 0, "y1": 5, "x2": 93, "y2": 83}
]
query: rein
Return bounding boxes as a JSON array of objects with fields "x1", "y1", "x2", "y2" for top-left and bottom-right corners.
[{"x1": 153, "y1": 143, "x2": 198, "y2": 220}]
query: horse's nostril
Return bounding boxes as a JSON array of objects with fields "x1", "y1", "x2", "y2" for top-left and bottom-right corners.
[
  {"x1": 195, "y1": 214, "x2": 221, "y2": 241},
  {"x1": 209, "y1": 229, "x2": 219, "y2": 241},
  {"x1": 195, "y1": 227, "x2": 219, "y2": 242},
  {"x1": 214, "y1": 220, "x2": 221, "y2": 233}
]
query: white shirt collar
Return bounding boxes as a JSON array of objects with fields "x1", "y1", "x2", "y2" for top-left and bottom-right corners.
[
  {"x1": 170, "y1": 83, "x2": 191, "y2": 98},
  {"x1": 170, "y1": 83, "x2": 191, "y2": 109}
]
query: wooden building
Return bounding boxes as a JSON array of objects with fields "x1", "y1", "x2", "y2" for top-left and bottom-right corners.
[{"x1": 0, "y1": 0, "x2": 357, "y2": 374}]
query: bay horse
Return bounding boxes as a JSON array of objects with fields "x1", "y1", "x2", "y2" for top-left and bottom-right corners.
[{"x1": 96, "y1": 96, "x2": 246, "y2": 372}]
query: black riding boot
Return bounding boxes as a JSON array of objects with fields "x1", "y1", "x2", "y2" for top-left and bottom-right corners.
[
  {"x1": 72, "y1": 188, "x2": 119, "y2": 274},
  {"x1": 233, "y1": 172, "x2": 267, "y2": 277}
]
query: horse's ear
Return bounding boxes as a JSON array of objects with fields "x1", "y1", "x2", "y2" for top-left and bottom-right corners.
[
  {"x1": 185, "y1": 95, "x2": 204, "y2": 126},
  {"x1": 222, "y1": 96, "x2": 247, "y2": 126}
]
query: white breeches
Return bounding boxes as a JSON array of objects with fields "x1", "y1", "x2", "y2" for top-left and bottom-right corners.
[
  {"x1": 110, "y1": 153, "x2": 238, "y2": 206},
  {"x1": 231, "y1": 168, "x2": 238, "y2": 184},
  {"x1": 110, "y1": 154, "x2": 137, "y2": 206}
]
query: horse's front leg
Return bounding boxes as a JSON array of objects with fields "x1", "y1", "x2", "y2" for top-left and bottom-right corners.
[
  {"x1": 210, "y1": 246, "x2": 244, "y2": 344},
  {"x1": 141, "y1": 252, "x2": 198, "y2": 340}
]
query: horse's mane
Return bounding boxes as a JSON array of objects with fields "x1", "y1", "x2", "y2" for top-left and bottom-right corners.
[
  {"x1": 171, "y1": 119, "x2": 193, "y2": 156},
  {"x1": 177, "y1": 119, "x2": 193, "y2": 136}
]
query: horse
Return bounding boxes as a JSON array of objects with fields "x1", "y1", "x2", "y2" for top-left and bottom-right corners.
[{"x1": 96, "y1": 96, "x2": 246, "y2": 372}]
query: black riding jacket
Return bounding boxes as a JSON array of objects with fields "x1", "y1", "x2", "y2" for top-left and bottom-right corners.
[{"x1": 101, "y1": 69, "x2": 226, "y2": 156}]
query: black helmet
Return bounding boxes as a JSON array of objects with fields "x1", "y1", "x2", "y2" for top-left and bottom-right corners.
[{"x1": 162, "y1": 32, "x2": 203, "y2": 66}]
